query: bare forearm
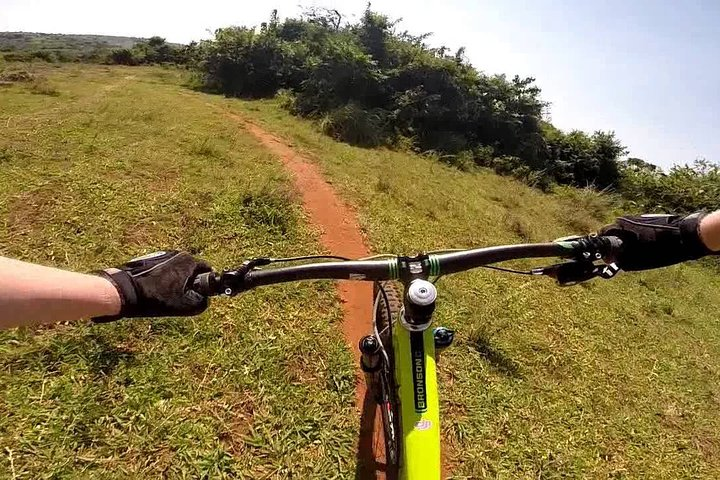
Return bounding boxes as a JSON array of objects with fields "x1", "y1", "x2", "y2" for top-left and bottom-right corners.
[
  {"x1": 0, "y1": 256, "x2": 121, "y2": 329},
  {"x1": 699, "y1": 210, "x2": 720, "y2": 252}
]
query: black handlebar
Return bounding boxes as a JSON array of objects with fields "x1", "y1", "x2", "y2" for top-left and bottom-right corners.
[{"x1": 192, "y1": 235, "x2": 624, "y2": 297}]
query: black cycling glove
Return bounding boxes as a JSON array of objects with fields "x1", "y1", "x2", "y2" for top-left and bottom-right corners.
[
  {"x1": 599, "y1": 212, "x2": 713, "y2": 271},
  {"x1": 93, "y1": 251, "x2": 212, "y2": 322}
]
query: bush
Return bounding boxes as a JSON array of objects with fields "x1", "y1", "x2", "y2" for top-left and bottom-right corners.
[
  {"x1": 555, "y1": 185, "x2": 619, "y2": 222},
  {"x1": 31, "y1": 50, "x2": 56, "y2": 62},
  {"x1": 319, "y1": 103, "x2": 387, "y2": 147},
  {"x1": 0, "y1": 70, "x2": 35, "y2": 82},
  {"x1": 442, "y1": 150, "x2": 476, "y2": 172},
  {"x1": 108, "y1": 48, "x2": 137, "y2": 65},
  {"x1": 107, "y1": 37, "x2": 187, "y2": 66},
  {"x1": 194, "y1": 8, "x2": 629, "y2": 191},
  {"x1": 195, "y1": 27, "x2": 290, "y2": 97},
  {"x1": 544, "y1": 126, "x2": 625, "y2": 189},
  {"x1": 620, "y1": 159, "x2": 720, "y2": 213},
  {"x1": 29, "y1": 78, "x2": 60, "y2": 96},
  {"x1": 276, "y1": 88, "x2": 296, "y2": 111},
  {"x1": 185, "y1": 7, "x2": 720, "y2": 212},
  {"x1": 291, "y1": 35, "x2": 383, "y2": 115}
]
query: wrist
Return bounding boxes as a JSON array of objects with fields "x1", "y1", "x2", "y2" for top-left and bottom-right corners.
[
  {"x1": 698, "y1": 211, "x2": 720, "y2": 252},
  {"x1": 94, "y1": 275, "x2": 122, "y2": 317}
]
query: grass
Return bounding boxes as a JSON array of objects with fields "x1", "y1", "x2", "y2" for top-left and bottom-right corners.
[
  {"x1": 0, "y1": 64, "x2": 356, "y2": 478},
  {"x1": 3, "y1": 63, "x2": 720, "y2": 479},
  {"x1": 216, "y1": 96, "x2": 720, "y2": 478}
]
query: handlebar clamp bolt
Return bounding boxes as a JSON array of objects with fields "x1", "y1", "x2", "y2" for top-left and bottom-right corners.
[
  {"x1": 224, "y1": 287, "x2": 233, "y2": 296},
  {"x1": 595, "y1": 252, "x2": 602, "y2": 259}
]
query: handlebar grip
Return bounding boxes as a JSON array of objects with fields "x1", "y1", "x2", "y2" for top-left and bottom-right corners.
[
  {"x1": 601, "y1": 235, "x2": 624, "y2": 258},
  {"x1": 192, "y1": 272, "x2": 220, "y2": 296}
]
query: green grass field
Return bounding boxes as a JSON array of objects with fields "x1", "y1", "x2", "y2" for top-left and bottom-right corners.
[
  {"x1": 2, "y1": 64, "x2": 720, "y2": 478},
  {"x1": 0, "y1": 64, "x2": 355, "y2": 478}
]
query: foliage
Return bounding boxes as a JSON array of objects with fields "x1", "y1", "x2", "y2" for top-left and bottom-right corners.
[
  {"x1": 543, "y1": 125, "x2": 626, "y2": 189},
  {"x1": 620, "y1": 158, "x2": 720, "y2": 213},
  {"x1": 195, "y1": 8, "x2": 627, "y2": 189},
  {"x1": 108, "y1": 48, "x2": 136, "y2": 65},
  {"x1": 319, "y1": 103, "x2": 387, "y2": 147},
  {"x1": 194, "y1": 27, "x2": 290, "y2": 97},
  {"x1": 106, "y1": 36, "x2": 189, "y2": 66}
]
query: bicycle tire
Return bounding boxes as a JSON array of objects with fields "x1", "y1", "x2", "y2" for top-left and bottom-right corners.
[{"x1": 373, "y1": 281, "x2": 402, "y2": 475}]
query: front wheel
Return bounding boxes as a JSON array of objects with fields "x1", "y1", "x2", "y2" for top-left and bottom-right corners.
[{"x1": 373, "y1": 281, "x2": 402, "y2": 476}]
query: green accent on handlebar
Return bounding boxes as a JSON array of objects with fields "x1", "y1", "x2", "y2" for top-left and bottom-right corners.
[
  {"x1": 428, "y1": 255, "x2": 441, "y2": 276},
  {"x1": 388, "y1": 259, "x2": 399, "y2": 279},
  {"x1": 555, "y1": 241, "x2": 575, "y2": 250}
]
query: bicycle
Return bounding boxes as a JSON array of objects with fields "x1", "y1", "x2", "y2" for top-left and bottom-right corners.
[{"x1": 192, "y1": 234, "x2": 623, "y2": 479}]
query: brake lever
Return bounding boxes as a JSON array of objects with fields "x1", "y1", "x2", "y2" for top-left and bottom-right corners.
[
  {"x1": 554, "y1": 233, "x2": 623, "y2": 264},
  {"x1": 192, "y1": 258, "x2": 271, "y2": 296},
  {"x1": 532, "y1": 261, "x2": 619, "y2": 286}
]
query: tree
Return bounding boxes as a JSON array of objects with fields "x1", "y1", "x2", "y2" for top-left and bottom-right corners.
[
  {"x1": 106, "y1": 37, "x2": 185, "y2": 65},
  {"x1": 625, "y1": 157, "x2": 659, "y2": 172}
]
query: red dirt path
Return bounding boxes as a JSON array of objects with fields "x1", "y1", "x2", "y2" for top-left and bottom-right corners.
[{"x1": 224, "y1": 112, "x2": 389, "y2": 479}]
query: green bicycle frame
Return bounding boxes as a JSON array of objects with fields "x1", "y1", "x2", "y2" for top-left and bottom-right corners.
[{"x1": 393, "y1": 323, "x2": 441, "y2": 479}]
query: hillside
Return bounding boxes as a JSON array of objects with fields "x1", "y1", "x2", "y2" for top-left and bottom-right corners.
[
  {"x1": 0, "y1": 32, "x2": 145, "y2": 61},
  {"x1": 0, "y1": 31, "x2": 142, "y2": 50},
  {"x1": 2, "y1": 64, "x2": 720, "y2": 478}
]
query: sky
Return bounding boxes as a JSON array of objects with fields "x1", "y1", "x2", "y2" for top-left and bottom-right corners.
[{"x1": 2, "y1": 0, "x2": 719, "y2": 168}]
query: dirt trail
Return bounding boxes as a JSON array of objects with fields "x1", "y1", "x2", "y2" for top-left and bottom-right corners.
[
  {"x1": 226, "y1": 113, "x2": 372, "y2": 376},
  {"x1": 223, "y1": 111, "x2": 388, "y2": 478}
]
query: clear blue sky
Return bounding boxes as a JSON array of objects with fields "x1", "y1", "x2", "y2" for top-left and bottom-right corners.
[{"x1": 2, "y1": 0, "x2": 718, "y2": 168}]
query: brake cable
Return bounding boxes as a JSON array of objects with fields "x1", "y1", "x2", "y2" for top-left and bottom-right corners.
[{"x1": 262, "y1": 254, "x2": 352, "y2": 263}]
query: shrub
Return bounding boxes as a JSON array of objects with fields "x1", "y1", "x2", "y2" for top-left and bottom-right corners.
[
  {"x1": 108, "y1": 48, "x2": 137, "y2": 65},
  {"x1": 619, "y1": 159, "x2": 720, "y2": 213},
  {"x1": 195, "y1": 27, "x2": 291, "y2": 97},
  {"x1": 319, "y1": 103, "x2": 387, "y2": 147},
  {"x1": 441, "y1": 150, "x2": 476, "y2": 172},
  {"x1": 31, "y1": 50, "x2": 56, "y2": 62},
  {"x1": 107, "y1": 37, "x2": 187, "y2": 66},
  {"x1": 29, "y1": 79, "x2": 60, "y2": 96},
  {"x1": 276, "y1": 89, "x2": 296, "y2": 111},
  {"x1": 473, "y1": 145, "x2": 496, "y2": 166},
  {"x1": 0, "y1": 70, "x2": 35, "y2": 82},
  {"x1": 544, "y1": 126, "x2": 625, "y2": 189},
  {"x1": 555, "y1": 185, "x2": 619, "y2": 222}
]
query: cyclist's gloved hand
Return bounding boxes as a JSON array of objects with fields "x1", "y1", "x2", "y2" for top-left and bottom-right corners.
[
  {"x1": 93, "y1": 251, "x2": 212, "y2": 322},
  {"x1": 599, "y1": 212, "x2": 713, "y2": 271}
]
